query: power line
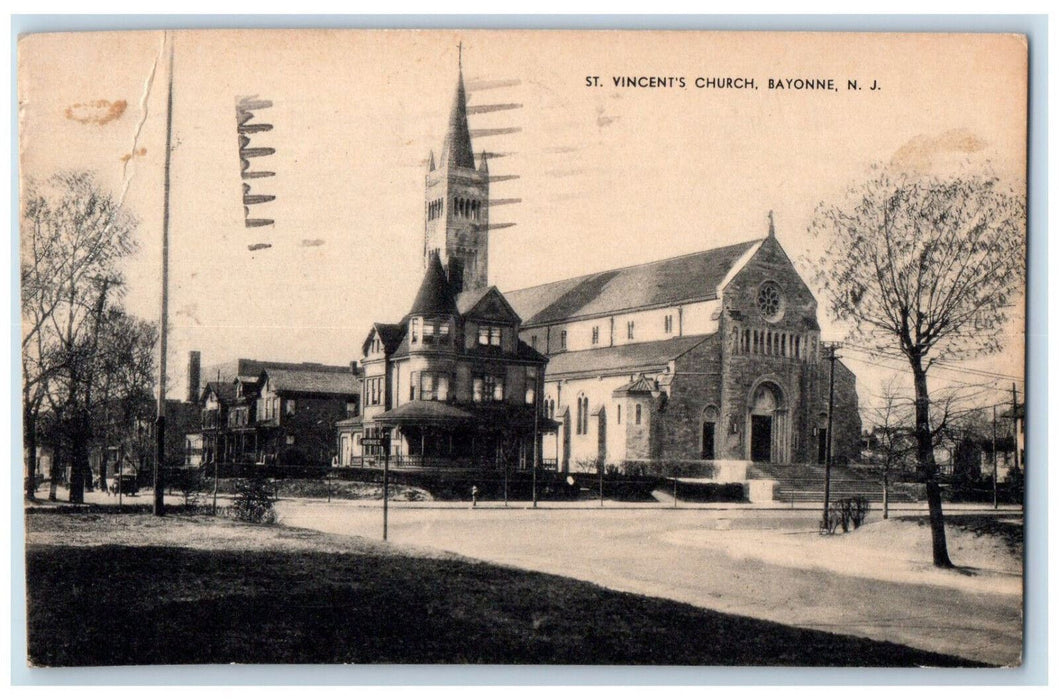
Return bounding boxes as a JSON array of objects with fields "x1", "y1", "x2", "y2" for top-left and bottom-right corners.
[{"x1": 841, "y1": 344, "x2": 1025, "y2": 383}]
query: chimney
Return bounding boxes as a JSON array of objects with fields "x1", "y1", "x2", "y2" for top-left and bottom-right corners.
[{"x1": 187, "y1": 351, "x2": 201, "y2": 403}]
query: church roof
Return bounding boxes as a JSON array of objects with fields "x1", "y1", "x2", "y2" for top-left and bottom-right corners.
[
  {"x1": 440, "y1": 67, "x2": 476, "y2": 169},
  {"x1": 504, "y1": 239, "x2": 763, "y2": 327},
  {"x1": 544, "y1": 335, "x2": 712, "y2": 378},
  {"x1": 409, "y1": 252, "x2": 458, "y2": 317}
]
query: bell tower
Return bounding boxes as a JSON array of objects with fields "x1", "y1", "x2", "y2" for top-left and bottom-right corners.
[{"x1": 424, "y1": 45, "x2": 489, "y2": 293}]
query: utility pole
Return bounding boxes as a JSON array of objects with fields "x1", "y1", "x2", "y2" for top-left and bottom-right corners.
[
  {"x1": 992, "y1": 404, "x2": 998, "y2": 509},
  {"x1": 154, "y1": 32, "x2": 175, "y2": 517},
  {"x1": 821, "y1": 342, "x2": 840, "y2": 532},
  {"x1": 382, "y1": 429, "x2": 390, "y2": 541},
  {"x1": 1011, "y1": 383, "x2": 1020, "y2": 475},
  {"x1": 532, "y1": 379, "x2": 540, "y2": 508}
]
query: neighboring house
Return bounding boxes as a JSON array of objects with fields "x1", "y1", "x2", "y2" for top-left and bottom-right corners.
[
  {"x1": 504, "y1": 219, "x2": 861, "y2": 471},
  {"x1": 254, "y1": 367, "x2": 360, "y2": 465},
  {"x1": 199, "y1": 379, "x2": 237, "y2": 465},
  {"x1": 192, "y1": 354, "x2": 359, "y2": 467}
]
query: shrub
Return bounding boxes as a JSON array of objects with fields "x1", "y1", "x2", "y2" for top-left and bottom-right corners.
[
  {"x1": 229, "y1": 476, "x2": 277, "y2": 524},
  {"x1": 826, "y1": 497, "x2": 871, "y2": 534},
  {"x1": 620, "y1": 459, "x2": 718, "y2": 479}
]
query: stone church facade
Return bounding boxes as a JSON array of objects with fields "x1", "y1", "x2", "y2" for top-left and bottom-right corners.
[{"x1": 504, "y1": 218, "x2": 861, "y2": 471}]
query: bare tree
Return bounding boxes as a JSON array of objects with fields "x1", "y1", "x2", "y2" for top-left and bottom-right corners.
[
  {"x1": 21, "y1": 171, "x2": 139, "y2": 503},
  {"x1": 809, "y1": 168, "x2": 1025, "y2": 567},
  {"x1": 864, "y1": 376, "x2": 915, "y2": 519},
  {"x1": 89, "y1": 309, "x2": 158, "y2": 493}
]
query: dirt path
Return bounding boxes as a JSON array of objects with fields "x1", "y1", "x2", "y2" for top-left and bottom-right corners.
[{"x1": 276, "y1": 502, "x2": 1023, "y2": 666}]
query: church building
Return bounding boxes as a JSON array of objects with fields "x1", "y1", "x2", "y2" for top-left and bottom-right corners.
[{"x1": 503, "y1": 216, "x2": 861, "y2": 471}]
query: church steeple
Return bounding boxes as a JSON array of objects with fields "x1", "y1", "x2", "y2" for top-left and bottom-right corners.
[
  {"x1": 423, "y1": 44, "x2": 490, "y2": 294},
  {"x1": 440, "y1": 47, "x2": 476, "y2": 169}
]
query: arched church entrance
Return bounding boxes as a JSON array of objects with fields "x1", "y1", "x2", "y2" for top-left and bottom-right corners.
[
  {"x1": 701, "y1": 406, "x2": 718, "y2": 460},
  {"x1": 747, "y1": 381, "x2": 789, "y2": 463}
]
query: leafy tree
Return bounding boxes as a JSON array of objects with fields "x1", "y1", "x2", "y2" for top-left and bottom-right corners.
[{"x1": 810, "y1": 168, "x2": 1025, "y2": 567}]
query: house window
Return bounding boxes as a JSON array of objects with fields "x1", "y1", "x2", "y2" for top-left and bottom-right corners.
[
  {"x1": 422, "y1": 321, "x2": 435, "y2": 344},
  {"x1": 478, "y1": 325, "x2": 502, "y2": 346},
  {"x1": 416, "y1": 373, "x2": 450, "y2": 402},
  {"x1": 525, "y1": 367, "x2": 537, "y2": 405},
  {"x1": 285, "y1": 399, "x2": 296, "y2": 416},
  {"x1": 473, "y1": 375, "x2": 504, "y2": 402},
  {"x1": 664, "y1": 315, "x2": 673, "y2": 333},
  {"x1": 559, "y1": 330, "x2": 567, "y2": 351},
  {"x1": 531, "y1": 335, "x2": 538, "y2": 350},
  {"x1": 617, "y1": 404, "x2": 621, "y2": 424},
  {"x1": 635, "y1": 403, "x2": 642, "y2": 425},
  {"x1": 366, "y1": 376, "x2": 383, "y2": 406},
  {"x1": 627, "y1": 321, "x2": 635, "y2": 340},
  {"x1": 591, "y1": 326, "x2": 600, "y2": 345},
  {"x1": 411, "y1": 318, "x2": 420, "y2": 344}
]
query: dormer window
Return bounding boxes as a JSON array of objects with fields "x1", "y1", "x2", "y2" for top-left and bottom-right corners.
[{"x1": 478, "y1": 325, "x2": 502, "y2": 347}]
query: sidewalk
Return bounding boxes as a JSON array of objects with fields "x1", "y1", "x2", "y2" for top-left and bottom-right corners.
[{"x1": 25, "y1": 484, "x2": 1024, "y2": 515}]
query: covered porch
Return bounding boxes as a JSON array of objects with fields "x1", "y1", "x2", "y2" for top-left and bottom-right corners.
[{"x1": 368, "y1": 400, "x2": 560, "y2": 471}]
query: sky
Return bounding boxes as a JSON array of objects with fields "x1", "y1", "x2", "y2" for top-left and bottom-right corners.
[{"x1": 18, "y1": 29, "x2": 1027, "y2": 417}]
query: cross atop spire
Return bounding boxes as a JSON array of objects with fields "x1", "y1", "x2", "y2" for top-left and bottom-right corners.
[{"x1": 768, "y1": 210, "x2": 776, "y2": 238}]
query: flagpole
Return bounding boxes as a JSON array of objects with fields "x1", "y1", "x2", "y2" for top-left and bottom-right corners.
[{"x1": 154, "y1": 31, "x2": 175, "y2": 517}]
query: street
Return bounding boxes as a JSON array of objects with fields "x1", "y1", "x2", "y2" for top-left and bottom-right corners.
[{"x1": 276, "y1": 499, "x2": 1023, "y2": 666}]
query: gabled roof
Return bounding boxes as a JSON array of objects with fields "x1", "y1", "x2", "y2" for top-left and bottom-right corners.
[
  {"x1": 409, "y1": 252, "x2": 458, "y2": 317},
  {"x1": 262, "y1": 368, "x2": 360, "y2": 396},
  {"x1": 201, "y1": 380, "x2": 237, "y2": 404},
  {"x1": 456, "y1": 285, "x2": 521, "y2": 324},
  {"x1": 614, "y1": 374, "x2": 659, "y2": 395},
  {"x1": 544, "y1": 335, "x2": 712, "y2": 378},
  {"x1": 505, "y1": 239, "x2": 764, "y2": 327},
  {"x1": 361, "y1": 322, "x2": 406, "y2": 357}
]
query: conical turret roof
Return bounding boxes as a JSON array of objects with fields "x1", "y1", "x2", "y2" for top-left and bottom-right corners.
[
  {"x1": 440, "y1": 66, "x2": 476, "y2": 169},
  {"x1": 409, "y1": 252, "x2": 458, "y2": 316}
]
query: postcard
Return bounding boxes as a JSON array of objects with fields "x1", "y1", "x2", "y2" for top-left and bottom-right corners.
[{"x1": 19, "y1": 28, "x2": 1027, "y2": 669}]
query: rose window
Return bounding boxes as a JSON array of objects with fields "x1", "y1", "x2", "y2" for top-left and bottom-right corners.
[{"x1": 757, "y1": 282, "x2": 783, "y2": 321}]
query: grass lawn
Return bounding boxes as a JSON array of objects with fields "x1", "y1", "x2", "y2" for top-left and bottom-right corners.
[{"x1": 25, "y1": 508, "x2": 982, "y2": 667}]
